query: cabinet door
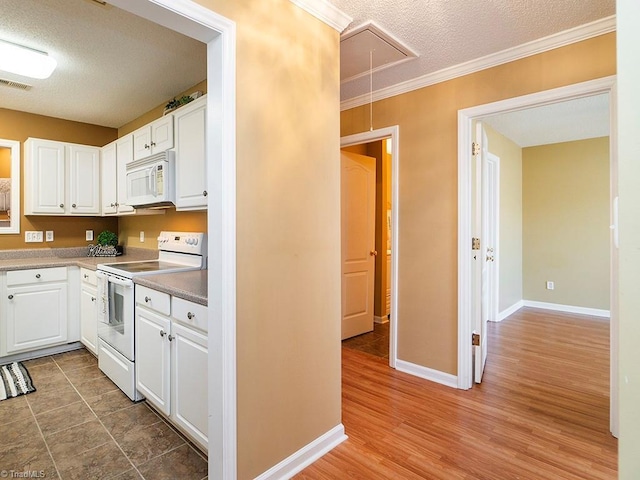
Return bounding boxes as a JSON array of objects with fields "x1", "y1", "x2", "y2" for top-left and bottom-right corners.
[
  {"x1": 5, "y1": 283, "x2": 68, "y2": 354},
  {"x1": 150, "y1": 115, "x2": 174, "y2": 154},
  {"x1": 101, "y1": 141, "x2": 118, "y2": 215},
  {"x1": 133, "y1": 126, "x2": 152, "y2": 161},
  {"x1": 80, "y1": 285, "x2": 98, "y2": 355},
  {"x1": 68, "y1": 145, "x2": 101, "y2": 215},
  {"x1": 25, "y1": 139, "x2": 65, "y2": 215},
  {"x1": 171, "y1": 322, "x2": 208, "y2": 449},
  {"x1": 116, "y1": 134, "x2": 135, "y2": 214},
  {"x1": 135, "y1": 306, "x2": 171, "y2": 415},
  {"x1": 174, "y1": 97, "x2": 207, "y2": 210}
]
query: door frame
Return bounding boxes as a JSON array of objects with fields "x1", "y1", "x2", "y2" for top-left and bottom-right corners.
[
  {"x1": 108, "y1": 1, "x2": 237, "y2": 477},
  {"x1": 485, "y1": 152, "x2": 500, "y2": 325},
  {"x1": 341, "y1": 126, "x2": 400, "y2": 368},
  {"x1": 456, "y1": 75, "x2": 618, "y2": 436}
]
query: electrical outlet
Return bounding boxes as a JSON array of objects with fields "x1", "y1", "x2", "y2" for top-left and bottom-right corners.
[
  {"x1": 139, "y1": 231, "x2": 145, "y2": 243},
  {"x1": 35, "y1": 231, "x2": 43, "y2": 242},
  {"x1": 546, "y1": 281, "x2": 555, "y2": 290},
  {"x1": 46, "y1": 231, "x2": 54, "y2": 242},
  {"x1": 86, "y1": 230, "x2": 94, "y2": 241}
]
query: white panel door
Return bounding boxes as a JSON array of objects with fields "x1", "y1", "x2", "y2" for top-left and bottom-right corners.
[
  {"x1": 116, "y1": 134, "x2": 135, "y2": 213},
  {"x1": 101, "y1": 141, "x2": 117, "y2": 215},
  {"x1": 174, "y1": 97, "x2": 207, "y2": 210},
  {"x1": 69, "y1": 145, "x2": 100, "y2": 215},
  {"x1": 80, "y1": 285, "x2": 98, "y2": 355},
  {"x1": 150, "y1": 115, "x2": 174, "y2": 153},
  {"x1": 341, "y1": 151, "x2": 376, "y2": 340},
  {"x1": 133, "y1": 126, "x2": 152, "y2": 161},
  {"x1": 5, "y1": 283, "x2": 68, "y2": 354},
  {"x1": 135, "y1": 307, "x2": 171, "y2": 415},
  {"x1": 171, "y1": 322, "x2": 208, "y2": 449},
  {"x1": 26, "y1": 139, "x2": 65, "y2": 215},
  {"x1": 474, "y1": 123, "x2": 489, "y2": 383}
]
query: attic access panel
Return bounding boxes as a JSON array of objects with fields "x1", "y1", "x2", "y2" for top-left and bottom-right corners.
[{"x1": 340, "y1": 21, "x2": 418, "y2": 83}]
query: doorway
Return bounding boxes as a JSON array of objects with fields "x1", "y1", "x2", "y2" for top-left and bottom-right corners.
[
  {"x1": 341, "y1": 126, "x2": 399, "y2": 368},
  {"x1": 107, "y1": 1, "x2": 237, "y2": 478},
  {"x1": 457, "y1": 76, "x2": 618, "y2": 437}
]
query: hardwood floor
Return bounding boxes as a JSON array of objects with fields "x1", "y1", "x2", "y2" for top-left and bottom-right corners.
[{"x1": 296, "y1": 308, "x2": 617, "y2": 479}]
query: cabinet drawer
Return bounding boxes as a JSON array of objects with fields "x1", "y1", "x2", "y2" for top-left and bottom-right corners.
[
  {"x1": 172, "y1": 297, "x2": 208, "y2": 333},
  {"x1": 81, "y1": 268, "x2": 97, "y2": 286},
  {"x1": 136, "y1": 285, "x2": 171, "y2": 316},
  {"x1": 7, "y1": 267, "x2": 67, "y2": 286}
]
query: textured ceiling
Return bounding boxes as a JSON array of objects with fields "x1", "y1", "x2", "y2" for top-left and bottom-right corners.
[
  {"x1": 332, "y1": 0, "x2": 615, "y2": 102},
  {"x1": 0, "y1": 0, "x2": 206, "y2": 128},
  {"x1": 483, "y1": 94, "x2": 610, "y2": 147}
]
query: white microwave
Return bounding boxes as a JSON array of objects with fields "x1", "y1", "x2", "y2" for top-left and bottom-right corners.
[{"x1": 126, "y1": 151, "x2": 175, "y2": 208}]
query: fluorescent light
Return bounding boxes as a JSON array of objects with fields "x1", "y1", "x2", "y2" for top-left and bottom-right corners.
[{"x1": 0, "y1": 39, "x2": 57, "y2": 79}]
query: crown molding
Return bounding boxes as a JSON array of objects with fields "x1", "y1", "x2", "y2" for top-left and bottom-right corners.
[
  {"x1": 341, "y1": 15, "x2": 616, "y2": 111},
  {"x1": 290, "y1": 0, "x2": 352, "y2": 32}
]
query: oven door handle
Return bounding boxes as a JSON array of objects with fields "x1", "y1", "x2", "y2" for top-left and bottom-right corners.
[{"x1": 96, "y1": 270, "x2": 134, "y2": 288}]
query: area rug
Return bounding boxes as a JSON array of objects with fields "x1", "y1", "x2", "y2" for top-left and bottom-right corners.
[{"x1": 0, "y1": 362, "x2": 36, "y2": 401}]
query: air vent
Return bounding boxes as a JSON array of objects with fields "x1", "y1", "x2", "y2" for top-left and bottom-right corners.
[{"x1": 0, "y1": 78, "x2": 32, "y2": 90}]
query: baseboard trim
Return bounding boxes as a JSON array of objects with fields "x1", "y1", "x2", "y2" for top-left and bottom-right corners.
[
  {"x1": 374, "y1": 315, "x2": 390, "y2": 324},
  {"x1": 497, "y1": 300, "x2": 524, "y2": 321},
  {"x1": 523, "y1": 300, "x2": 610, "y2": 318},
  {"x1": 395, "y1": 359, "x2": 458, "y2": 389},
  {"x1": 254, "y1": 424, "x2": 347, "y2": 480}
]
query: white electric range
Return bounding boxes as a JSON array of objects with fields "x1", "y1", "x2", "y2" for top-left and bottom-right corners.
[{"x1": 95, "y1": 231, "x2": 206, "y2": 401}]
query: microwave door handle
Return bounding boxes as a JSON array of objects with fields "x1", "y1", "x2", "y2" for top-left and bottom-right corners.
[{"x1": 151, "y1": 166, "x2": 158, "y2": 196}]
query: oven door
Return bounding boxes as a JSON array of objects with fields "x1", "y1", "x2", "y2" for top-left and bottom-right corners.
[{"x1": 96, "y1": 270, "x2": 135, "y2": 361}]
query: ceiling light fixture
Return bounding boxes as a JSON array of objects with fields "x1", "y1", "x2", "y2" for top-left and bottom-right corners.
[{"x1": 0, "y1": 39, "x2": 57, "y2": 79}]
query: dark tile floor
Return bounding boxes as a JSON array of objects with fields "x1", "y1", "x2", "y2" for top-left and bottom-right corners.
[
  {"x1": 0, "y1": 348, "x2": 207, "y2": 480},
  {"x1": 341, "y1": 321, "x2": 390, "y2": 358}
]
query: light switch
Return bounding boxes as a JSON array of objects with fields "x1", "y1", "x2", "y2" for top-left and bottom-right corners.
[
  {"x1": 86, "y1": 230, "x2": 94, "y2": 241},
  {"x1": 46, "y1": 231, "x2": 54, "y2": 242}
]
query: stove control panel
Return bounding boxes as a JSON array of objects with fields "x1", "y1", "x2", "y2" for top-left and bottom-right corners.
[{"x1": 157, "y1": 231, "x2": 206, "y2": 255}]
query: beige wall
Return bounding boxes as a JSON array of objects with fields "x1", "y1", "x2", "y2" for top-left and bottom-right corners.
[
  {"x1": 523, "y1": 138, "x2": 610, "y2": 310},
  {"x1": 198, "y1": 1, "x2": 342, "y2": 478},
  {"x1": 341, "y1": 33, "x2": 616, "y2": 375},
  {"x1": 484, "y1": 124, "x2": 523, "y2": 313},
  {"x1": 617, "y1": 0, "x2": 640, "y2": 476},
  {"x1": 0, "y1": 108, "x2": 118, "y2": 249}
]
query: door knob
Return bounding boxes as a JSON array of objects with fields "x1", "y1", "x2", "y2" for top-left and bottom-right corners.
[
  {"x1": 8, "y1": 294, "x2": 13, "y2": 300},
  {"x1": 370, "y1": 250, "x2": 378, "y2": 256},
  {"x1": 168, "y1": 334, "x2": 174, "y2": 342},
  {"x1": 59, "y1": 203, "x2": 64, "y2": 208},
  {"x1": 160, "y1": 330, "x2": 166, "y2": 337},
  {"x1": 187, "y1": 312, "x2": 194, "y2": 320},
  {"x1": 35, "y1": 274, "x2": 41, "y2": 279}
]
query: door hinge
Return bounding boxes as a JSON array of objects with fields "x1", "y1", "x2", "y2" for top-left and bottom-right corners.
[
  {"x1": 472, "y1": 237, "x2": 480, "y2": 250},
  {"x1": 472, "y1": 142, "x2": 480, "y2": 156},
  {"x1": 472, "y1": 333, "x2": 480, "y2": 346}
]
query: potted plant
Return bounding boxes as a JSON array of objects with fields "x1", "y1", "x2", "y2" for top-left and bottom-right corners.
[
  {"x1": 163, "y1": 94, "x2": 196, "y2": 115},
  {"x1": 88, "y1": 230, "x2": 122, "y2": 257}
]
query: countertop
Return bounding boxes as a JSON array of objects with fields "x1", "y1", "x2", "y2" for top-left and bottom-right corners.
[
  {"x1": 134, "y1": 270, "x2": 207, "y2": 306},
  {"x1": 0, "y1": 247, "x2": 207, "y2": 305}
]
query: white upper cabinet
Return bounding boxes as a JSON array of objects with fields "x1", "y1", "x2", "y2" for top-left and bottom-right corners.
[
  {"x1": 25, "y1": 138, "x2": 100, "y2": 216},
  {"x1": 132, "y1": 115, "x2": 174, "y2": 161},
  {"x1": 101, "y1": 135, "x2": 135, "y2": 216},
  {"x1": 174, "y1": 95, "x2": 207, "y2": 210}
]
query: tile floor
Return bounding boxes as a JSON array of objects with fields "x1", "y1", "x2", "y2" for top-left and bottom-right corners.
[
  {"x1": 341, "y1": 321, "x2": 389, "y2": 358},
  {"x1": 0, "y1": 348, "x2": 207, "y2": 480}
]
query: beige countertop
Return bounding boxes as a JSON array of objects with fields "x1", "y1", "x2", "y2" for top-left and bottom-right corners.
[
  {"x1": 0, "y1": 247, "x2": 207, "y2": 305},
  {"x1": 134, "y1": 270, "x2": 207, "y2": 306}
]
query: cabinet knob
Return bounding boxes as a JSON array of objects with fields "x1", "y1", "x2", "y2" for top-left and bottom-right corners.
[
  {"x1": 8, "y1": 294, "x2": 13, "y2": 300},
  {"x1": 145, "y1": 296, "x2": 151, "y2": 303},
  {"x1": 115, "y1": 202, "x2": 119, "y2": 207},
  {"x1": 110, "y1": 203, "x2": 115, "y2": 207},
  {"x1": 91, "y1": 297, "x2": 96, "y2": 302},
  {"x1": 144, "y1": 144, "x2": 150, "y2": 149},
  {"x1": 72, "y1": 203, "x2": 77, "y2": 208},
  {"x1": 160, "y1": 330, "x2": 166, "y2": 337},
  {"x1": 168, "y1": 334, "x2": 174, "y2": 342},
  {"x1": 59, "y1": 203, "x2": 64, "y2": 208},
  {"x1": 35, "y1": 273, "x2": 41, "y2": 279},
  {"x1": 83, "y1": 274, "x2": 89, "y2": 279},
  {"x1": 187, "y1": 312, "x2": 194, "y2": 320},
  {"x1": 150, "y1": 141, "x2": 156, "y2": 147},
  {"x1": 203, "y1": 190, "x2": 208, "y2": 197}
]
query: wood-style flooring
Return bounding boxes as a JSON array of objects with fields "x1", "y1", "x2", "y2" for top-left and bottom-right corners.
[{"x1": 296, "y1": 307, "x2": 617, "y2": 479}]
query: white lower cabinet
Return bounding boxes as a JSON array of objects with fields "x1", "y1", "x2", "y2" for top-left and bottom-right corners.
[
  {"x1": 136, "y1": 306, "x2": 171, "y2": 414},
  {"x1": 3, "y1": 267, "x2": 68, "y2": 355},
  {"x1": 135, "y1": 288, "x2": 208, "y2": 450},
  {"x1": 80, "y1": 268, "x2": 98, "y2": 355}
]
